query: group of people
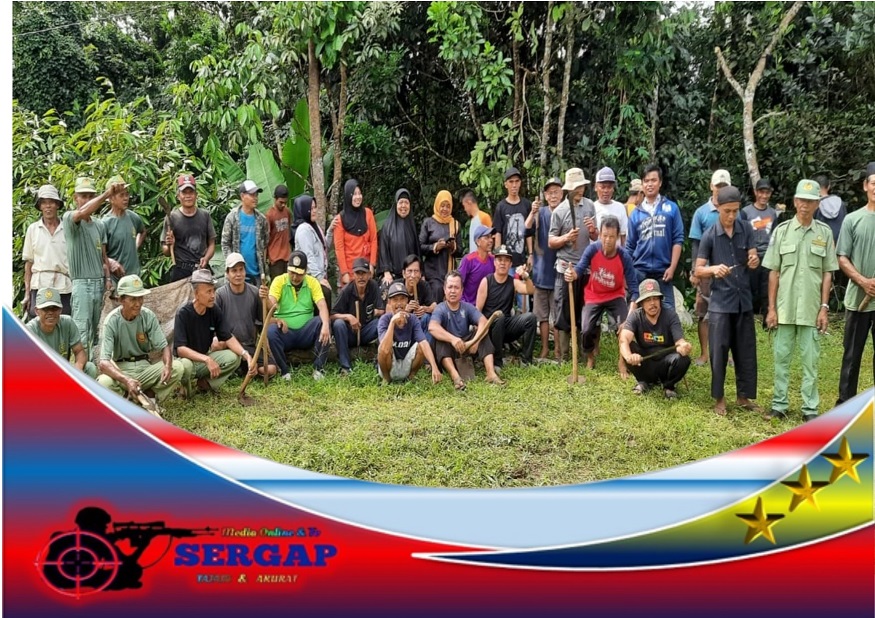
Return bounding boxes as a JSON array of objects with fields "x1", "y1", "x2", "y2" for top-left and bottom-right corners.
[{"x1": 22, "y1": 161, "x2": 875, "y2": 419}]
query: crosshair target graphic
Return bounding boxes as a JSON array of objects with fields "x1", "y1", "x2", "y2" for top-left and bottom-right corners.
[{"x1": 35, "y1": 530, "x2": 121, "y2": 598}]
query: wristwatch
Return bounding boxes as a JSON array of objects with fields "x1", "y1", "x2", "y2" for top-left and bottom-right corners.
[{"x1": 820, "y1": 303, "x2": 829, "y2": 310}]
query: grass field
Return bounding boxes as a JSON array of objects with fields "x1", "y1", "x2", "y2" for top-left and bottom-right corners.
[{"x1": 163, "y1": 316, "x2": 872, "y2": 488}]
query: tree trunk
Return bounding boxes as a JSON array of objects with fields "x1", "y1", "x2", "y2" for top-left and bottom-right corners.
[
  {"x1": 649, "y1": 77, "x2": 659, "y2": 159},
  {"x1": 512, "y1": 28, "x2": 522, "y2": 160},
  {"x1": 329, "y1": 59, "x2": 347, "y2": 217},
  {"x1": 539, "y1": 0, "x2": 555, "y2": 171},
  {"x1": 556, "y1": 7, "x2": 575, "y2": 161},
  {"x1": 308, "y1": 38, "x2": 328, "y2": 229}
]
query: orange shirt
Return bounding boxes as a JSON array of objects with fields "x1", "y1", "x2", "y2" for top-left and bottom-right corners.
[{"x1": 334, "y1": 208, "x2": 378, "y2": 275}]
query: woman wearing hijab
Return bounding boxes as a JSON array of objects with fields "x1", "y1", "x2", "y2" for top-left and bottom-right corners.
[
  {"x1": 378, "y1": 188, "x2": 419, "y2": 287},
  {"x1": 419, "y1": 190, "x2": 462, "y2": 302},
  {"x1": 333, "y1": 179, "x2": 378, "y2": 288},
  {"x1": 293, "y1": 194, "x2": 332, "y2": 306}
]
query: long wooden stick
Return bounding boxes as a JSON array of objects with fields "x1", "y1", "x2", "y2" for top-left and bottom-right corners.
[
  {"x1": 355, "y1": 300, "x2": 361, "y2": 348},
  {"x1": 261, "y1": 273, "x2": 271, "y2": 386},
  {"x1": 568, "y1": 278, "x2": 580, "y2": 383},
  {"x1": 158, "y1": 197, "x2": 175, "y2": 265},
  {"x1": 239, "y1": 303, "x2": 277, "y2": 397}
]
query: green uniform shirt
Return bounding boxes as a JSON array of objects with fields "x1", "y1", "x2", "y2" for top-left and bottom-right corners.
[
  {"x1": 763, "y1": 217, "x2": 838, "y2": 327},
  {"x1": 100, "y1": 306, "x2": 167, "y2": 361},
  {"x1": 836, "y1": 207, "x2": 875, "y2": 312},
  {"x1": 63, "y1": 211, "x2": 106, "y2": 280},
  {"x1": 103, "y1": 210, "x2": 144, "y2": 276},
  {"x1": 27, "y1": 315, "x2": 82, "y2": 358},
  {"x1": 269, "y1": 274, "x2": 324, "y2": 330}
]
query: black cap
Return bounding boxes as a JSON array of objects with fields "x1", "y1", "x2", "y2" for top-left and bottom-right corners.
[
  {"x1": 716, "y1": 185, "x2": 743, "y2": 205},
  {"x1": 543, "y1": 176, "x2": 563, "y2": 191},
  {"x1": 387, "y1": 281, "x2": 410, "y2": 299},
  {"x1": 274, "y1": 184, "x2": 289, "y2": 198},
  {"x1": 755, "y1": 178, "x2": 773, "y2": 190},
  {"x1": 288, "y1": 251, "x2": 308, "y2": 274},
  {"x1": 866, "y1": 162, "x2": 875, "y2": 178},
  {"x1": 352, "y1": 257, "x2": 370, "y2": 273},
  {"x1": 504, "y1": 166, "x2": 522, "y2": 180}
]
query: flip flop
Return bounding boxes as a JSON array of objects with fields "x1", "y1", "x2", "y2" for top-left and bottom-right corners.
[
  {"x1": 453, "y1": 378, "x2": 466, "y2": 391},
  {"x1": 736, "y1": 400, "x2": 763, "y2": 413},
  {"x1": 714, "y1": 403, "x2": 727, "y2": 416}
]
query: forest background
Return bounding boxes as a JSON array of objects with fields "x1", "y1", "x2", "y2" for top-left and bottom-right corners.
[{"x1": 11, "y1": 0, "x2": 875, "y2": 307}]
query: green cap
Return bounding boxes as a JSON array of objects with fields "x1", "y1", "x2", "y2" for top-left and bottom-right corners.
[
  {"x1": 637, "y1": 278, "x2": 664, "y2": 302},
  {"x1": 116, "y1": 274, "x2": 150, "y2": 297},
  {"x1": 74, "y1": 177, "x2": 97, "y2": 194},
  {"x1": 105, "y1": 175, "x2": 129, "y2": 192},
  {"x1": 794, "y1": 179, "x2": 820, "y2": 200},
  {"x1": 35, "y1": 287, "x2": 63, "y2": 309}
]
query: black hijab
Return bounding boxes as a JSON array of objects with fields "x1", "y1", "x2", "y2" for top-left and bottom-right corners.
[
  {"x1": 292, "y1": 194, "x2": 325, "y2": 248},
  {"x1": 340, "y1": 179, "x2": 368, "y2": 236},
  {"x1": 380, "y1": 188, "x2": 418, "y2": 275}
]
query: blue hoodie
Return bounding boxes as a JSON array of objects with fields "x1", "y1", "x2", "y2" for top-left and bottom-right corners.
[{"x1": 625, "y1": 196, "x2": 685, "y2": 274}]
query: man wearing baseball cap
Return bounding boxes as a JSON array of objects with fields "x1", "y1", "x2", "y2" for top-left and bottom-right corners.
[
  {"x1": 762, "y1": 179, "x2": 838, "y2": 422},
  {"x1": 163, "y1": 173, "x2": 217, "y2": 282},
  {"x1": 458, "y1": 226, "x2": 495, "y2": 304},
  {"x1": 97, "y1": 274, "x2": 185, "y2": 404},
  {"x1": 266, "y1": 185, "x2": 292, "y2": 278},
  {"x1": 619, "y1": 278, "x2": 693, "y2": 398},
  {"x1": 593, "y1": 167, "x2": 629, "y2": 244},
  {"x1": 101, "y1": 175, "x2": 145, "y2": 290},
  {"x1": 215, "y1": 252, "x2": 277, "y2": 380},
  {"x1": 267, "y1": 251, "x2": 331, "y2": 381},
  {"x1": 531, "y1": 176, "x2": 563, "y2": 362},
  {"x1": 377, "y1": 281, "x2": 442, "y2": 385},
  {"x1": 221, "y1": 180, "x2": 269, "y2": 286},
  {"x1": 493, "y1": 166, "x2": 535, "y2": 269},
  {"x1": 694, "y1": 186, "x2": 762, "y2": 416},
  {"x1": 26, "y1": 287, "x2": 97, "y2": 378},
  {"x1": 22, "y1": 184, "x2": 72, "y2": 318},
  {"x1": 743, "y1": 177, "x2": 780, "y2": 325},
  {"x1": 330, "y1": 257, "x2": 385, "y2": 375}
]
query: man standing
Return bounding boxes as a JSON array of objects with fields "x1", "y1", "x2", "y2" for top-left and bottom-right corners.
[
  {"x1": 694, "y1": 186, "x2": 762, "y2": 416},
  {"x1": 763, "y1": 179, "x2": 838, "y2": 422},
  {"x1": 564, "y1": 217, "x2": 638, "y2": 376},
  {"x1": 461, "y1": 189, "x2": 493, "y2": 254},
  {"x1": 215, "y1": 253, "x2": 277, "y2": 380},
  {"x1": 493, "y1": 167, "x2": 534, "y2": 269},
  {"x1": 619, "y1": 279, "x2": 693, "y2": 399},
  {"x1": 429, "y1": 271, "x2": 504, "y2": 390},
  {"x1": 476, "y1": 245, "x2": 537, "y2": 369},
  {"x1": 64, "y1": 177, "x2": 117, "y2": 360},
  {"x1": 26, "y1": 287, "x2": 97, "y2": 378},
  {"x1": 267, "y1": 251, "x2": 331, "y2": 381},
  {"x1": 688, "y1": 169, "x2": 731, "y2": 366},
  {"x1": 592, "y1": 167, "x2": 629, "y2": 244},
  {"x1": 625, "y1": 178, "x2": 644, "y2": 217},
  {"x1": 625, "y1": 164, "x2": 685, "y2": 310},
  {"x1": 222, "y1": 180, "x2": 270, "y2": 286},
  {"x1": 22, "y1": 184, "x2": 71, "y2": 318},
  {"x1": 531, "y1": 177, "x2": 562, "y2": 363},
  {"x1": 743, "y1": 178, "x2": 780, "y2": 324},
  {"x1": 102, "y1": 175, "x2": 145, "y2": 287},
  {"x1": 814, "y1": 174, "x2": 847, "y2": 245},
  {"x1": 97, "y1": 274, "x2": 185, "y2": 404},
  {"x1": 835, "y1": 163, "x2": 875, "y2": 404},
  {"x1": 266, "y1": 184, "x2": 292, "y2": 278},
  {"x1": 458, "y1": 226, "x2": 495, "y2": 303},
  {"x1": 377, "y1": 282, "x2": 442, "y2": 385},
  {"x1": 548, "y1": 168, "x2": 597, "y2": 358},
  {"x1": 174, "y1": 269, "x2": 253, "y2": 395},
  {"x1": 163, "y1": 173, "x2": 216, "y2": 282},
  {"x1": 330, "y1": 258, "x2": 385, "y2": 376}
]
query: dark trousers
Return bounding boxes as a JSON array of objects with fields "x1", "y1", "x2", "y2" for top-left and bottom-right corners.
[
  {"x1": 709, "y1": 311, "x2": 757, "y2": 400},
  {"x1": 269, "y1": 261, "x2": 288, "y2": 279},
  {"x1": 489, "y1": 312, "x2": 537, "y2": 366},
  {"x1": 169, "y1": 263, "x2": 200, "y2": 282},
  {"x1": 749, "y1": 264, "x2": 770, "y2": 323},
  {"x1": 267, "y1": 316, "x2": 328, "y2": 375},
  {"x1": 581, "y1": 298, "x2": 629, "y2": 353},
  {"x1": 332, "y1": 318, "x2": 379, "y2": 370},
  {"x1": 426, "y1": 278, "x2": 445, "y2": 304},
  {"x1": 628, "y1": 348, "x2": 691, "y2": 390},
  {"x1": 434, "y1": 331, "x2": 495, "y2": 364},
  {"x1": 837, "y1": 310, "x2": 875, "y2": 404},
  {"x1": 555, "y1": 277, "x2": 585, "y2": 333}
]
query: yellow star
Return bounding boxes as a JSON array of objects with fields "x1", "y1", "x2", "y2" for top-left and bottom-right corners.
[
  {"x1": 736, "y1": 497, "x2": 785, "y2": 545},
  {"x1": 781, "y1": 464, "x2": 829, "y2": 512},
  {"x1": 822, "y1": 437, "x2": 869, "y2": 484}
]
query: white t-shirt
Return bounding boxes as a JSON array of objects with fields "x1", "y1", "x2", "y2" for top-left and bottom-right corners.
[{"x1": 594, "y1": 200, "x2": 629, "y2": 237}]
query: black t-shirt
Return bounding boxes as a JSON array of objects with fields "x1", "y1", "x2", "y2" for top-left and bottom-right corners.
[
  {"x1": 494, "y1": 197, "x2": 533, "y2": 266},
  {"x1": 174, "y1": 302, "x2": 233, "y2": 356},
  {"x1": 410, "y1": 280, "x2": 433, "y2": 307},
  {"x1": 623, "y1": 307, "x2": 683, "y2": 356},
  {"x1": 482, "y1": 274, "x2": 515, "y2": 316},
  {"x1": 331, "y1": 279, "x2": 385, "y2": 324},
  {"x1": 164, "y1": 208, "x2": 216, "y2": 266}
]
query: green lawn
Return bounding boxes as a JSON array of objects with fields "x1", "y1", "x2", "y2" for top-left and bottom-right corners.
[{"x1": 163, "y1": 317, "x2": 871, "y2": 488}]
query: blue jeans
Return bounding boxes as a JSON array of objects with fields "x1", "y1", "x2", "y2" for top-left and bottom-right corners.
[
  {"x1": 268, "y1": 317, "x2": 328, "y2": 375},
  {"x1": 332, "y1": 319, "x2": 380, "y2": 370}
]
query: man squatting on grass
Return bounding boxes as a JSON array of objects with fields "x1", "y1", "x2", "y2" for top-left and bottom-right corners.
[{"x1": 377, "y1": 281, "x2": 442, "y2": 385}]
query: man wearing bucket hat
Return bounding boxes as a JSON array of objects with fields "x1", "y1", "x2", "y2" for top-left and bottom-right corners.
[
  {"x1": 619, "y1": 278, "x2": 693, "y2": 398},
  {"x1": 26, "y1": 287, "x2": 97, "y2": 378},
  {"x1": 222, "y1": 179, "x2": 270, "y2": 286},
  {"x1": 625, "y1": 163, "x2": 685, "y2": 310},
  {"x1": 63, "y1": 177, "x2": 124, "y2": 360},
  {"x1": 377, "y1": 281, "x2": 442, "y2": 385},
  {"x1": 163, "y1": 173, "x2": 217, "y2": 282},
  {"x1": 548, "y1": 167, "x2": 597, "y2": 358},
  {"x1": 97, "y1": 274, "x2": 184, "y2": 403},
  {"x1": 531, "y1": 176, "x2": 563, "y2": 362},
  {"x1": 22, "y1": 184, "x2": 72, "y2": 318},
  {"x1": 762, "y1": 179, "x2": 838, "y2": 422},
  {"x1": 101, "y1": 175, "x2": 145, "y2": 288}
]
